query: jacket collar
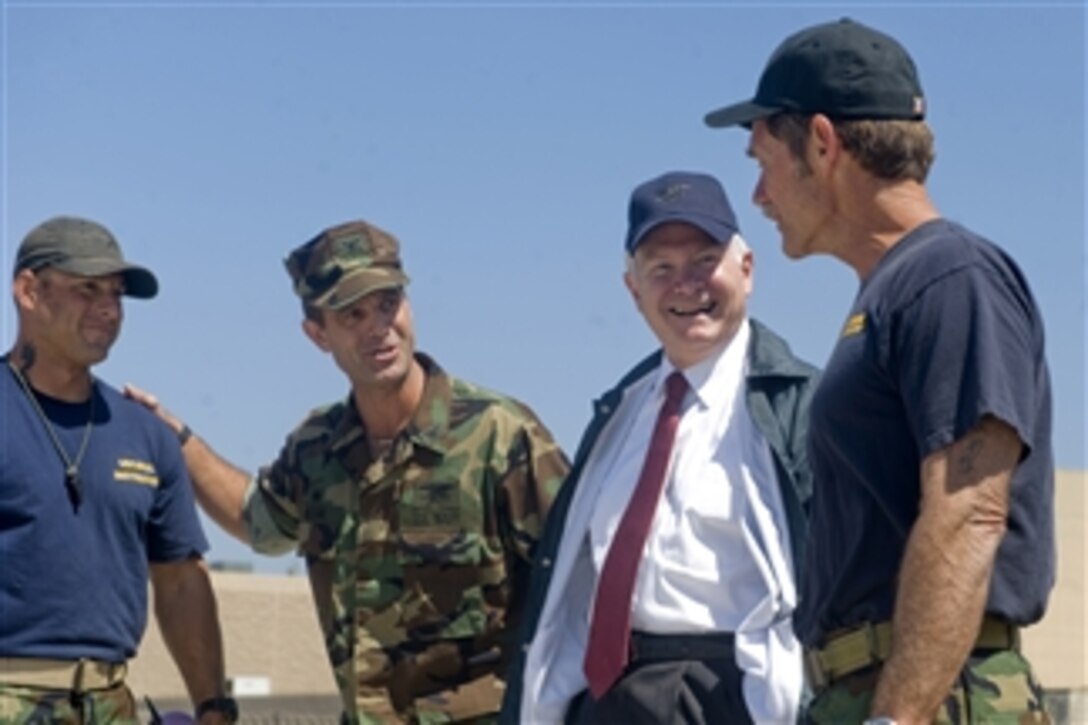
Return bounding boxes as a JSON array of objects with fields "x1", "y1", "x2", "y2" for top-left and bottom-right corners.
[
  {"x1": 598, "y1": 317, "x2": 808, "y2": 407},
  {"x1": 746, "y1": 318, "x2": 815, "y2": 380}
]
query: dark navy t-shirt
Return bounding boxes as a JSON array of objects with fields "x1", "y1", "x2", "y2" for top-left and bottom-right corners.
[
  {"x1": 796, "y1": 219, "x2": 1054, "y2": 646},
  {"x1": 0, "y1": 364, "x2": 208, "y2": 661}
]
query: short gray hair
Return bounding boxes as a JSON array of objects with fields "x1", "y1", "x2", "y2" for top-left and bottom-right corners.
[{"x1": 625, "y1": 232, "x2": 750, "y2": 274}]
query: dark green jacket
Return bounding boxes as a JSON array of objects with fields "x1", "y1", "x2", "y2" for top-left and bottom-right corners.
[{"x1": 499, "y1": 319, "x2": 819, "y2": 723}]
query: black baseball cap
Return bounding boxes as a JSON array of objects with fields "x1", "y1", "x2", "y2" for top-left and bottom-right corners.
[
  {"x1": 626, "y1": 171, "x2": 739, "y2": 253},
  {"x1": 704, "y1": 18, "x2": 926, "y2": 128},
  {"x1": 15, "y1": 216, "x2": 159, "y2": 299}
]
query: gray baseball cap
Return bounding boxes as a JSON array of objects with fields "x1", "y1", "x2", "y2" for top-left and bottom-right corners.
[{"x1": 15, "y1": 216, "x2": 159, "y2": 299}]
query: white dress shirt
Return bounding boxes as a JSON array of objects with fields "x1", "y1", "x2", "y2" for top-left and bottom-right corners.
[{"x1": 521, "y1": 320, "x2": 802, "y2": 724}]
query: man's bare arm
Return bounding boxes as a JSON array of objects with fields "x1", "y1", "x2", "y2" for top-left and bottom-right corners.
[
  {"x1": 150, "y1": 558, "x2": 230, "y2": 724},
  {"x1": 870, "y1": 415, "x2": 1021, "y2": 723},
  {"x1": 125, "y1": 384, "x2": 251, "y2": 543}
]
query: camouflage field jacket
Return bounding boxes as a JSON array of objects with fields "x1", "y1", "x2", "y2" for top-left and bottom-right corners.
[{"x1": 244, "y1": 353, "x2": 570, "y2": 723}]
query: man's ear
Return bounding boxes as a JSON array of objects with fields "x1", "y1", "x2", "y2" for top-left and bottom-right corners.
[
  {"x1": 623, "y1": 269, "x2": 641, "y2": 308},
  {"x1": 302, "y1": 318, "x2": 331, "y2": 353},
  {"x1": 740, "y1": 248, "x2": 754, "y2": 295},
  {"x1": 809, "y1": 113, "x2": 842, "y2": 172},
  {"x1": 12, "y1": 269, "x2": 40, "y2": 312}
]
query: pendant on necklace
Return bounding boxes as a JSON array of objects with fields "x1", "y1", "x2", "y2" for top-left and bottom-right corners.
[{"x1": 65, "y1": 466, "x2": 82, "y2": 508}]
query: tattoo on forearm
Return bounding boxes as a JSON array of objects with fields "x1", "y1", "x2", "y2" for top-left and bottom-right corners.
[{"x1": 955, "y1": 435, "x2": 985, "y2": 476}]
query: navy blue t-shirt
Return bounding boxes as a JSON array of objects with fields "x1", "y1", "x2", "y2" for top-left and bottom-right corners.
[
  {"x1": 796, "y1": 219, "x2": 1054, "y2": 646},
  {"x1": 0, "y1": 364, "x2": 208, "y2": 661}
]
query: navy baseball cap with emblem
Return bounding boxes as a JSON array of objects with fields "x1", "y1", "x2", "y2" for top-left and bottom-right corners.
[
  {"x1": 625, "y1": 171, "x2": 740, "y2": 253},
  {"x1": 15, "y1": 215, "x2": 159, "y2": 299},
  {"x1": 704, "y1": 18, "x2": 926, "y2": 128}
]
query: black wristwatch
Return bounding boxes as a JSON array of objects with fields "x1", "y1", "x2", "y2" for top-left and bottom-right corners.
[{"x1": 194, "y1": 696, "x2": 239, "y2": 722}]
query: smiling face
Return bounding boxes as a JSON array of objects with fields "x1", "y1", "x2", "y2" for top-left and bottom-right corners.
[
  {"x1": 624, "y1": 222, "x2": 752, "y2": 369},
  {"x1": 304, "y1": 286, "x2": 416, "y2": 392},
  {"x1": 19, "y1": 267, "x2": 125, "y2": 368}
]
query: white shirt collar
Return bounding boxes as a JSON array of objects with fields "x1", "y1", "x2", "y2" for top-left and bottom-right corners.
[{"x1": 658, "y1": 318, "x2": 751, "y2": 412}]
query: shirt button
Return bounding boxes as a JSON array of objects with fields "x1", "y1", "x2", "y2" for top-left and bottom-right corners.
[
  {"x1": 541, "y1": 557, "x2": 553, "y2": 568},
  {"x1": 522, "y1": 643, "x2": 531, "y2": 653}
]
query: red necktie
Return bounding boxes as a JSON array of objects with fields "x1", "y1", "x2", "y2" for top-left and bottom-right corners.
[{"x1": 583, "y1": 370, "x2": 689, "y2": 699}]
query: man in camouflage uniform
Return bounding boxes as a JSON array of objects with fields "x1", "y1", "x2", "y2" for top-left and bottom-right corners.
[
  {"x1": 704, "y1": 17, "x2": 1053, "y2": 725},
  {"x1": 127, "y1": 219, "x2": 569, "y2": 724}
]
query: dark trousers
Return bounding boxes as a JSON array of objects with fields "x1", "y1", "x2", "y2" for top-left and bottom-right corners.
[{"x1": 566, "y1": 631, "x2": 752, "y2": 725}]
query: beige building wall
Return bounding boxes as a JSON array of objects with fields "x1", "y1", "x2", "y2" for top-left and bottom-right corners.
[
  {"x1": 128, "y1": 470, "x2": 1088, "y2": 702},
  {"x1": 1021, "y1": 469, "x2": 1087, "y2": 690},
  {"x1": 128, "y1": 571, "x2": 337, "y2": 698}
]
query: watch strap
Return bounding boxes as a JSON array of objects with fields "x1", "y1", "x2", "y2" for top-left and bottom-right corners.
[{"x1": 195, "y1": 696, "x2": 238, "y2": 722}]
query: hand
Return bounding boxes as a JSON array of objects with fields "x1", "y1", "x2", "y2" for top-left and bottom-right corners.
[
  {"x1": 124, "y1": 383, "x2": 184, "y2": 434},
  {"x1": 123, "y1": 382, "x2": 162, "y2": 414}
]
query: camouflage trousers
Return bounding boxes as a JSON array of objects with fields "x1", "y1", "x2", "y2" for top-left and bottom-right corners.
[
  {"x1": 0, "y1": 682, "x2": 138, "y2": 725},
  {"x1": 805, "y1": 649, "x2": 1051, "y2": 724}
]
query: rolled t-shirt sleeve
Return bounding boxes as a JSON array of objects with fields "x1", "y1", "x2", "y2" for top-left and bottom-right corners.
[{"x1": 890, "y1": 263, "x2": 1040, "y2": 458}]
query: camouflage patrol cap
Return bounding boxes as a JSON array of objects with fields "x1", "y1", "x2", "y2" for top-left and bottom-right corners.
[{"x1": 285, "y1": 220, "x2": 409, "y2": 310}]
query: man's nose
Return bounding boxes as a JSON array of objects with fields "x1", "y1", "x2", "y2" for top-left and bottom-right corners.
[
  {"x1": 674, "y1": 266, "x2": 705, "y2": 293},
  {"x1": 752, "y1": 175, "x2": 768, "y2": 207},
  {"x1": 364, "y1": 315, "x2": 392, "y2": 340},
  {"x1": 95, "y1": 294, "x2": 122, "y2": 319}
]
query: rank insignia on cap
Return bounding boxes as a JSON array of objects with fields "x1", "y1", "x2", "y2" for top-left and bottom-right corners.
[{"x1": 658, "y1": 183, "x2": 691, "y2": 204}]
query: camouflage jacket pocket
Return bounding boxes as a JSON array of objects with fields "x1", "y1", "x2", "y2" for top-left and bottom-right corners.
[
  {"x1": 393, "y1": 480, "x2": 509, "y2": 641},
  {"x1": 396, "y1": 479, "x2": 486, "y2": 568}
]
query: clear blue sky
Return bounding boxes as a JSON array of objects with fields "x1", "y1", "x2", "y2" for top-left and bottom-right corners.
[{"x1": 3, "y1": 1, "x2": 1085, "y2": 573}]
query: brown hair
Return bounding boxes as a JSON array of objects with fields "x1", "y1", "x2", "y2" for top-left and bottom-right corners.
[{"x1": 766, "y1": 113, "x2": 936, "y2": 183}]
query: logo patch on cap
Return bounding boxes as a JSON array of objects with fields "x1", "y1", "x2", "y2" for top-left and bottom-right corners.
[
  {"x1": 333, "y1": 233, "x2": 368, "y2": 257},
  {"x1": 658, "y1": 183, "x2": 691, "y2": 204},
  {"x1": 285, "y1": 219, "x2": 409, "y2": 309}
]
